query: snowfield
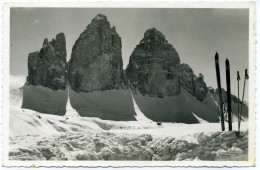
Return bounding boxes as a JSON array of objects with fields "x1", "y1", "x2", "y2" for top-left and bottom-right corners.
[
  {"x1": 9, "y1": 130, "x2": 248, "y2": 161},
  {"x1": 9, "y1": 89, "x2": 249, "y2": 161}
]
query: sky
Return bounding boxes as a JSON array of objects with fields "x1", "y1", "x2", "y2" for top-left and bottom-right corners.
[{"x1": 10, "y1": 8, "x2": 249, "y2": 98}]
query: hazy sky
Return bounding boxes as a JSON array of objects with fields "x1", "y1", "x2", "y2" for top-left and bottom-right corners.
[{"x1": 10, "y1": 8, "x2": 249, "y2": 97}]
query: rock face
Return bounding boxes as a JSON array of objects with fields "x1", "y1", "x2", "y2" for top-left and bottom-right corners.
[
  {"x1": 126, "y1": 28, "x2": 208, "y2": 100},
  {"x1": 179, "y1": 64, "x2": 208, "y2": 101},
  {"x1": 26, "y1": 33, "x2": 67, "y2": 90},
  {"x1": 126, "y1": 28, "x2": 181, "y2": 97},
  {"x1": 68, "y1": 14, "x2": 136, "y2": 120},
  {"x1": 22, "y1": 33, "x2": 68, "y2": 115},
  {"x1": 50, "y1": 33, "x2": 67, "y2": 63},
  {"x1": 69, "y1": 14, "x2": 123, "y2": 92},
  {"x1": 126, "y1": 28, "x2": 212, "y2": 123}
]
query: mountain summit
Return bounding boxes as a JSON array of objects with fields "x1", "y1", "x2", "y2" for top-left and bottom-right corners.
[
  {"x1": 22, "y1": 33, "x2": 68, "y2": 115},
  {"x1": 126, "y1": 28, "x2": 207, "y2": 100},
  {"x1": 68, "y1": 14, "x2": 136, "y2": 120},
  {"x1": 68, "y1": 14, "x2": 123, "y2": 92},
  {"x1": 21, "y1": 20, "x2": 247, "y2": 123},
  {"x1": 26, "y1": 33, "x2": 67, "y2": 90},
  {"x1": 126, "y1": 28, "x2": 213, "y2": 123}
]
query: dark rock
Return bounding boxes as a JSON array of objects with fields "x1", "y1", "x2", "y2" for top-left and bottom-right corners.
[
  {"x1": 23, "y1": 33, "x2": 68, "y2": 116},
  {"x1": 26, "y1": 33, "x2": 67, "y2": 90},
  {"x1": 208, "y1": 87, "x2": 215, "y2": 93},
  {"x1": 68, "y1": 14, "x2": 123, "y2": 92},
  {"x1": 126, "y1": 28, "x2": 181, "y2": 97},
  {"x1": 126, "y1": 28, "x2": 208, "y2": 101},
  {"x1": 179, "y1": 63, "x2": 208, "y2": 101},
  {"x1": 54, "y1": 33, "x2": 67, "y2": 62},
  {"x1": 68, "y1": 14, "x2": 136, "y2": 120},
  {"x1": 43, "y1": 38, "x2": 48, "y2": 46},
  {"x1": 126, "y1": 28, "x2": 218, "y2": 123}
]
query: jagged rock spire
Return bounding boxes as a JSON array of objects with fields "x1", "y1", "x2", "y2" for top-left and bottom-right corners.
[{"x1": 26, "y1": 32, "x2": 67, "y2": 90}]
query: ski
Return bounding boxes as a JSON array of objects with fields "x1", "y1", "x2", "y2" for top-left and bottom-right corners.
[
  {"x1": 237, "y1": 71, "x2": 240, "y2": 132},
  {"x1": 215, "y1": 53, "x2": 225, "y2": 131},
  {"x1": 239, "y1": 69, "x2": 249, "y2": 132},
  {"x1": 225, "y1": 59, "x2": 232, "y2": 131}
]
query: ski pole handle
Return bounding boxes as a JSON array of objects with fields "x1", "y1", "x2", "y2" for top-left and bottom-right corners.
[
  {"x1": 245, "y1": 69, "x2": 249, "y2": 79},
  {"x1": 237, "y1": 71, "x2": 240, "y2": 81}
]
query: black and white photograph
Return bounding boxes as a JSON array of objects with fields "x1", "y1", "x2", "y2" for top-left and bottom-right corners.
[{"x1": 2, "y1": 1, "x2": 256, "y2": 167}]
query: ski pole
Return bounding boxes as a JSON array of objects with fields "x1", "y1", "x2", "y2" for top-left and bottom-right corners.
[
  {"x1": 239, "y1": 69, "x2": 249, "y2": 132},
  {"x1": 237, "y1": 71, "x2": 240, "y2": 132}
]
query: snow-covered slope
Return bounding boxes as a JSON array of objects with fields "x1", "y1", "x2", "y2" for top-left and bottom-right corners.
[
  {"x1": 10, "y1": 89, "x2": 155, "y2": 137},
  {"x1": 9, "y1": 89, "x2": 249, "y2": 161},
  {"x1": 10, "y1": 89, "x2": 248, "y2": 138},
  {"x1": 133, "y1": 88, "x2": 248, "y2": 124},
  {"x1": 133, "y1": 89, "x2": 220, "y2": 123},
  {"x1": 21, "y1": 85, "x2": 68, "y2": 116},
  {"x1": 132, "y1": 94, "x2": 153, "y2": 123},
  {"x1": 19, "y1": 82, "x2": 248, "y2": 123},
  {"x1": 69, "y1": 88, "x2": 137, "y2": 121}
]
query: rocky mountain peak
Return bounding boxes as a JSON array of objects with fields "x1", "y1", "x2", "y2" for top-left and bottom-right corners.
[
  {"x1": 137, "y1": 27, "x2": 173, "y2": 51},
  {"x1": 126, "y1": 28, "x2": 181, "y2": 97},
  {"x1": 179, "y1": 63, "x2": 208, "y2": 101},
  {"x1": 26, "y1": 32, "x2": 67, "y2": 90},
  {"x1": 126, "y1": 28, "x2": 208, "y2": 101},
  {"x1": 43, "y1": 38, "x2": 49, "y2": 47},
  {"x1": 54, "y1": 32, "x2": 67, "y2": 62},
  {"x1": 92, "y1": 14, "x2": 108, "y2": 21},
  {"x1": 69, "y1": 14, "x2": 123, "y2": 92},
  {"x1": 143, "y1": 27, "x2": 166, "y2": 42},
  {"x1": 88, "y1": 14, "x2": 110, "y2": 29}
]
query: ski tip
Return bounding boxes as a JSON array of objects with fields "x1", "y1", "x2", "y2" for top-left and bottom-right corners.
[
  {"x1": 215, "y1": 52, "x2": 219, "y2": 59},
  {"x1": 225, "y1": 58, "x2": 230, "y2": 64}
]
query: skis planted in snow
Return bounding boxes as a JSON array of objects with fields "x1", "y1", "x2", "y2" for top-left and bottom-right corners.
[
  {"x1": 215, "y1": 53, "x2": 225, "y2": 131},
  {"x1": 225, "y1": 59, "x2": 232, "y2": 131},
  {"x1": 239, "y1": 69, "x2": 249, "y2": 132}
]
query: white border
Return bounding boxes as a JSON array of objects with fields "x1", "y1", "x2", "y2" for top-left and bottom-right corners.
[{"x1": 2, "y1": 1, "x2": 256, "y2": 167}]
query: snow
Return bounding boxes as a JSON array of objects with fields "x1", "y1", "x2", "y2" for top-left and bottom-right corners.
[
  {"x1": 69, "y1": 88, "x2": 136, "y2": 121},
  {"x1": 22, "y1": 85, "x2": 68, "y2": 115},
  {"x1": 192, "y1": 112, "x2": 209, "y2": 123},
  {"x1": 132, "y1": 89, "x2": 220, "y2": 123},
  {"x1": 65, "y1": 88, "x2": 80, "y2": 117},
  {"x1": 9, "y1": 130, "x2": 248, "y2": 161},
  {"x1": 132, "y1": 94, "x2": 153, "y2": 123},
  {"x1": 9, "y1": 88, "x2": 249, "y2": 161}
]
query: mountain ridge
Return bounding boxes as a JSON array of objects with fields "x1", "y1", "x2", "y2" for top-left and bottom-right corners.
[{"x1": 20, "y1": 14, "x2": 248, "y2": 122}]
